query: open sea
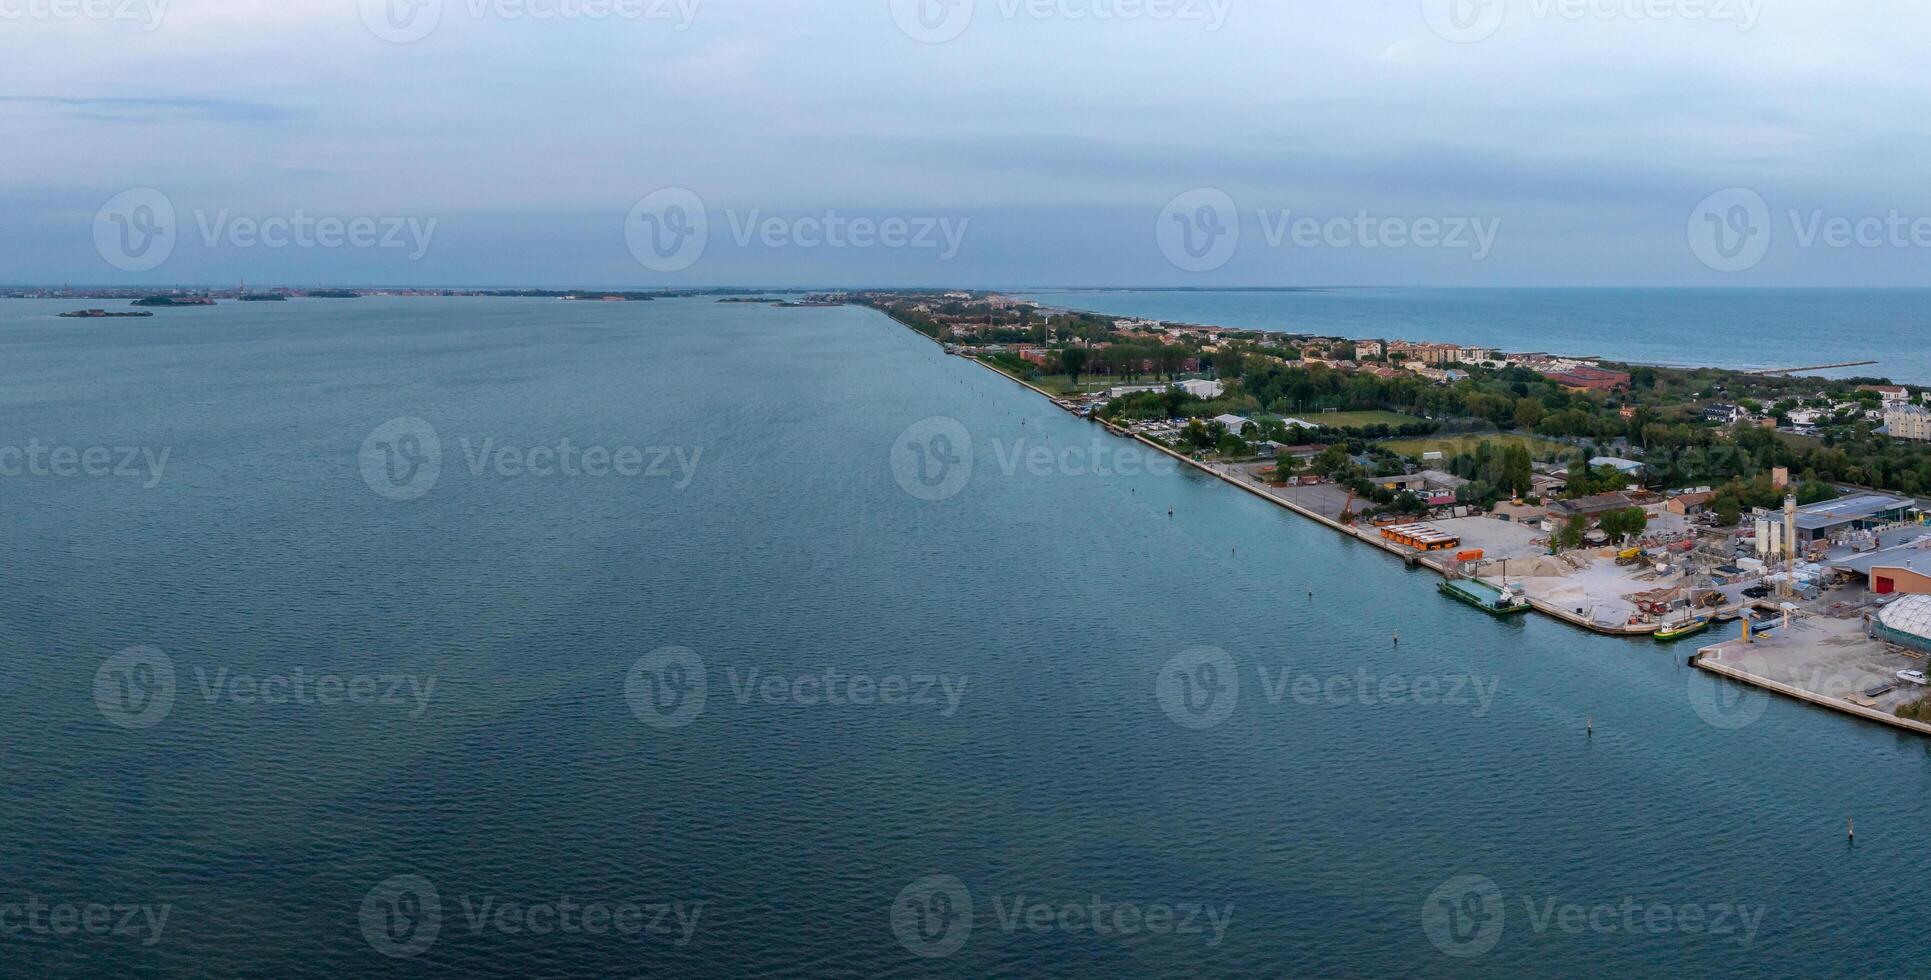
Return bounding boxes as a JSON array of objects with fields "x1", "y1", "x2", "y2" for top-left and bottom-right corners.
[
  {"x1": 1022, "y1": 288, "x2": 1931, "y2": 384},
  {"x1": 2, "y1": 294, "x2": 1930, "y2": 977}
]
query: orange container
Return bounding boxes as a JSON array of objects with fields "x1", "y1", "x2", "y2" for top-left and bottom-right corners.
[{"x1": 1456, "y1": 549, "x2": 1486, "y2": 562}]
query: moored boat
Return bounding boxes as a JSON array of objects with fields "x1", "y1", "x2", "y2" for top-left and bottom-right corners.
[
  {"x1": 1654, "y1": 617, "x2": 1711, "y2": 641},
  {"x1": 1439, "y1": 578, "x2": 1532, "y2": 617}
]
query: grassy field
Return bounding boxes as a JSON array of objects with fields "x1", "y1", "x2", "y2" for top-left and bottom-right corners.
[
  {"x1": 1380, "y1": 432, "x2": 1571, "y2": 460},
  {"x1": 1300, "y1": 410, "x2": 1425, "y2": 428},
  {"x1": 1022, "y1": 374, "x2": 1125, "y2": 396}
]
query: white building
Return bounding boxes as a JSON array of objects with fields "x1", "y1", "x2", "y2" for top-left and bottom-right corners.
[
  {"x1": 1212, "y1": 414, "x2": 1254, "y2": 436},
  {"x1": 1175, "y1": 379, "x2": 1225, "y2": 399},
  {"x1": 1887, "y1": 405, "x2": 1931, "y2": 442}
]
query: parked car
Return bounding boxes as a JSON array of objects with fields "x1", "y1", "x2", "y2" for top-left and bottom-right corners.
[{"x1": 1897, "y1": 670, "x2": 1927, "y2": 686}]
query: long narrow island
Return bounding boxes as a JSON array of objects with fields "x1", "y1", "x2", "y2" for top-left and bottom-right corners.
[{"x1": 831, "y1": 289, "x2": 1931, "y2": 736}]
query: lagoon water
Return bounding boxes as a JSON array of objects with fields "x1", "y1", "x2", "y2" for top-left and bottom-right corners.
[
  {"x1": 1025, "y1": 288, "x2": 1931, "y2": 384},
  {"x1": 2, "y1": 296, "x2": 1930, "y2": 977}
]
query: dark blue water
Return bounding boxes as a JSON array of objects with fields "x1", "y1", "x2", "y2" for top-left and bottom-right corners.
[
  {"x1": 2, "y1": 296, "x2": 1928, "y2": 977},
  {"x1": 1024, "y1": 288, "x2": 1931, "y2": 383}
]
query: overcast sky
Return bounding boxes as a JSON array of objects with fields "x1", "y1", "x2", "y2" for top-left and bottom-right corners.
[{"x1": 5, "y1": 0, "x2": 1929, "y2": 286}]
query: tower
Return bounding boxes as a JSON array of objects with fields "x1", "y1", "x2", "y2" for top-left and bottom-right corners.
[{"x1": 1782, "y1": 494, "x2": 1798, "y2": 599}]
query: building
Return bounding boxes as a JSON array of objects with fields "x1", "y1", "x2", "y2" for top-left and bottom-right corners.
[
  {"x1": 1702, "y1": 404, "x2": 1747, "y2": 425},
  {"x1": 1548, "y1": 491, "x2": 1635, "y2": 523},
  {"x1": 1830, "y1": 539, "x2": 1931, "y2": 596},
  {"x1": 1541, "y1": 366, "x2": 1632, "y2": 392},
  {"x1": 1380, "y1": 523, "x2": 1462, "y2": 552},
  {"x1": 1785, "y1": 493, "x2": 1920, "y2": 549},
  {"x1": 1175, "y1": 379, "x2": 1225, "y2": 399},
  {"x1": 1885, "y1": 404, "x2": 1931, "y2": 441},
  {"x1": 1353, "y1": 339, "x2": 1385, "y2": 359},
  {"x1": 1666, "y1": 491, "x2": 1717, "y2": 516},
  {"x1": 1860, "y1": 384, "x2": 1913, "y2": 407},
  {"x1": 1873, "y1": 595, "x2": 1931, "y2": 654},
  {"x1": 1212, "y1": 414, "x2": 1253, "y2": 436}
]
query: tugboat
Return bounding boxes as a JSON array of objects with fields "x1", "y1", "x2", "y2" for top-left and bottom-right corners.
[{"x1": 1438, "y1": 578, "x2": 1532, "y2": 617}]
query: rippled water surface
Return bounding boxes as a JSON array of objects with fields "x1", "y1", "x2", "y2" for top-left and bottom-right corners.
[{"x1": 2, "y1": 296, "x2": 1929, "y2": 977}]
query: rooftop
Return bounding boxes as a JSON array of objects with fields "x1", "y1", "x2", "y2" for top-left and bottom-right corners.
[{"x1": 1793, "y1": 493, "x2": 1918, "y2": 531}]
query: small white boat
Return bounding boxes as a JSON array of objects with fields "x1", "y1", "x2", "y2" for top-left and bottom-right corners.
[{"x1": 1897, "y1": 669, "x2": 1927, "y2": 686}]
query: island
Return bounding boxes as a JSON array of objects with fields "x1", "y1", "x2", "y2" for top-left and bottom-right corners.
[
  {"x1": 845, "y1": 289, "x2": 1931, "y2": 737},
  {"x1": 59, "y1": 309, "x2": 154, "y2": 318}
]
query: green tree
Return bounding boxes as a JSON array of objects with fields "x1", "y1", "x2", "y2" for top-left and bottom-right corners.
[
  {"x1": 1058, "y1": 347, "x2": 1088, "y2": 385},
  {"x1": 1556, "y1": 515, "x2": 1589, "y2": 550}
]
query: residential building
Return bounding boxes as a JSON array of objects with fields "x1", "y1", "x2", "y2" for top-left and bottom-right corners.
[
  {"x1": 1886, "y1": 404, "x2": 1931, "y2": 441},
  {"x1": 1860, "y1": 384, "x2": 1912, "y2": 407},
  {"x1": 1703, "y1": 403, "x2": 1749, "y2": 424},
  {"x1": 1354, "y1": 339, "x2": 1385, "y2": 359}
]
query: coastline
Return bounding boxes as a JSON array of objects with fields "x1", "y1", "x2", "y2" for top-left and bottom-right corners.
[{"x1": 890, "y1": 306, "x2": 1660, "y2": 639}]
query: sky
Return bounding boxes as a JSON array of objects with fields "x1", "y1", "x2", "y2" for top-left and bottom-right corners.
[{"x1": 4, "y1": 0, "x2": 1930, "y2": 287}]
